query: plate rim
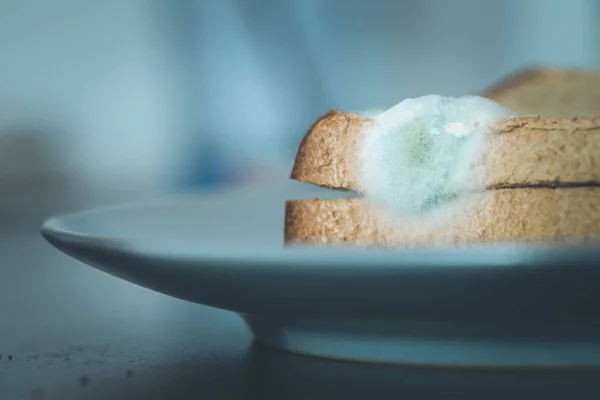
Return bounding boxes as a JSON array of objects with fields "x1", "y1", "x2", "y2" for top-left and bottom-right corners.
[{"x1": 40, "y1": 189, "x2": 600, "y2": 271}]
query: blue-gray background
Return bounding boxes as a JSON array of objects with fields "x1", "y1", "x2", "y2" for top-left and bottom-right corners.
[
  {"x1": 0, "y1": 0, "x2": 598, "y2": 202},
  {"x1": 2, "y1": 3, "x2": 600, "y2": 397}
]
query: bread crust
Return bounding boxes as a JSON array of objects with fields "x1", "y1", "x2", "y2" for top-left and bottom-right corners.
[
  {"x1": 481, "y1": 68, "x2": 548, "y2": 100},
  {"x1": 290, "y1": 110, "x2": 370, "y2": 192},
  {"x1": 290, "y1": 114, "x2": 600, "y2": 193},
  {"x1": 482, "y1": 68, "x2": 600, "y2": 116},
  {"x1": 285, "y1": 188, "x2": 600, "y2": 247}
]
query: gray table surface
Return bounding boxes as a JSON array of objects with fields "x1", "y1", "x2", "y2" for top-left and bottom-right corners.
[{"x1": 2, "y1": 191, "x2": 600, "y2": 400}]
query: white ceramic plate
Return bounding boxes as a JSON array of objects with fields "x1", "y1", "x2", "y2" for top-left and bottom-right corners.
[{"x1": 41, "y1": 180, "x2": 600, "y2": 368}]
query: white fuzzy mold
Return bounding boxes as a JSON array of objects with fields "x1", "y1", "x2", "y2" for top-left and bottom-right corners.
[{"x1": 359, "y1": 95, "x2": 516, "y2": 214}]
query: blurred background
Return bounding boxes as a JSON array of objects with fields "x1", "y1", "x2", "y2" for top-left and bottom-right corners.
[
  {"x1": 1, "y1": 3, "x2": 600, "y2": 395},
  {"x1": 1, "y1": 0, "x2": 599, "y2": 214}
]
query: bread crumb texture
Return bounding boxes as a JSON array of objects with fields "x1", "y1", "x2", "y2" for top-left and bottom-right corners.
[
  {"x1": 285, "y1": 188, "x2": 600, "y2": 247},
  {"x1": 478, "y1": 116, "x2": 600, "y2": 186},
  {"x1": 291, "y1": 113, "x2": 600, "y2": 192}
]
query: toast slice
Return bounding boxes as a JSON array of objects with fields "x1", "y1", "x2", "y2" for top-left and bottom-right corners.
[
  {"x1": 287, "y1": 69, "x2": 600, "y2": 247},
  {"x1": 482, "y1": 68, "x2": 600, "y2": 116},
  {"x1": 286, "y1": 188, "x2": 600, "y2": 247},
  {"x1": 291, "y1": 114, "x2": 600, "y2": 193}
]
